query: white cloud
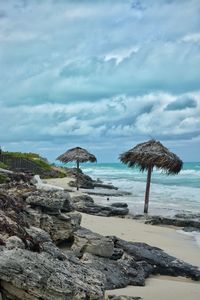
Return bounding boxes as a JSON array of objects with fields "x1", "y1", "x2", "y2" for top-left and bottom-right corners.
[
  {"x1": 181, "y1": 33, "x2": 200, "y2": 43},
  {"x1": 0, "y1": 0, "x2": 200, "y2": 161},
  {"x1": 1, "y1": 91, "x2": 199, "y2": 143},
  {"x1": 104, "y1": 46, "x2": 140, "y2": 65}
]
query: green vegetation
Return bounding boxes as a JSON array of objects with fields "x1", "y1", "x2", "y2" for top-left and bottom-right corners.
[
  {"x1": 1, "y1": 151, "x2": 52, "y2": 171},
  {"x1": 57, "y1": 171, "x2": 67, "y2": 178},
  {"x1": 0, "y1": 173, "x2": 8, "y2": 184},
  {"x1": 0, "y1": 162, "x2": 8, "y2": 169},
  {"x1": 2, "y1": 152, "x2": 40, "y2": 159},
  {"x1": 0, "y1": 151, "x2": 67, "y2": 178}
]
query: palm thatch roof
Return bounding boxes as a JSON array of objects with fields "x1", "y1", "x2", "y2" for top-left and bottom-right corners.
[
  {"x1": 120, "y1": 139, "x2": 183, "y2": 174},
  {"x1": 56, "y1": 147, "x2": 97, "y2": 163}
]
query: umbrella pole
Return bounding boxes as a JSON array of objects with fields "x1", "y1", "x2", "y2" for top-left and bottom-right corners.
[
  {"x1": 76, "y1": 160, "x2": 79, "y2": 191},
  {"x1": 144, "y1": 166, "x2": 152, "y2": 214}
]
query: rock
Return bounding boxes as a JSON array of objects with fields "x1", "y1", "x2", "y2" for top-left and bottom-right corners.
[
  {"x1": 75, "y1": 202, "x2": 128, "y2": 216},
  {"x1": 110, "y1": 248, "x2": 124, "y2": 260},
  {"x1": 111, "y1": 203, "x2": 128, "y2": 208},
  {"x1": 0, "y1": 248, "x2": 105, "y2": 300},
  {"x1": 73, "y1": 194, "x2": 94, "y2": 204},
  {"x1": 26, "y1": 190, "x2": 73, "y2": 215},
  {"x1": 25, "y1": 226, "x2": 52, "y2": 244},
  {"x1": 25, "y1": 207, "x2": 81, "y2": 243},
  {"x1": 72, "y1": 227, "x2": 114, "y2": 258},
  {"x1": 93, "y1": 183, "x2": 118, "y2": 190},
  {"x1": 0, "y1": 170, "x2": 33, "y2": 185},
  {"x1": 25, "y1": 227, "x2": 66, "y2": 259},
  {"x1": 42, "y1": 242, "x2": 66, "y2": 260},
  {"x1": 183, "y1": 226, "x2": 200, "y2": 232},
  {"x1": 67, "y1": 168, "x2": 95, "y2": 189},
  {"x1": 175, "y1": 213, "x2": 200, "y2": 219},
  {"x1": 72, "y1": 195, "x2": 129, "y2": 217},
  {"x1": 6, "y1": 236, "x2": 25, "y2": 250},
  {"x1": 144, "y1": 215, "x2": 200, "y2": 229},
  {"x1": 86, "y1": 190, "x2": 131, "y2": 197},
  {"x1": 32, "y1": 174, "x2": 64, "y2": 191},
  {"x1": 114, "y1": 238, "x2": 200, "y2": 281},
  {"x1": 106, "y1": 296, "x2": 141, "y2": 300},
  {"x1": 0, "y1": 168, "x2": 13, "y2": 174},
  {"x1": 51, "y1": 212, "x2": 81, "y2": 242},
  {"x1": 66, "y1": 167, "x2": 119, "y2": 190},
  {"x1": 0, "y1": 210, "x2": 24, "y2": 244},
  {"x1": 82, "y1": 252, "x2": 147, "y2": 289}
]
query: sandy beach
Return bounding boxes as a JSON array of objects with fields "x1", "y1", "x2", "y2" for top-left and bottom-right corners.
[
  {"x1": 81, "y1": 213, "x2": 200, "y2": 300},
  {"x1": 46, "y1": 177, "x2": 200, "y2": 300}
]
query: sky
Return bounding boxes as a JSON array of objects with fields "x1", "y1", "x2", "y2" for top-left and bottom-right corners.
[{"x1": 0, "y1": 0, "x2": 200, "y2": 162}]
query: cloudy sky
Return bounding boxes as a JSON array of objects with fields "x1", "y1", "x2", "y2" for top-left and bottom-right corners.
[{"x1": 0, "y1": 0, "x2": 200, "y2": 162}]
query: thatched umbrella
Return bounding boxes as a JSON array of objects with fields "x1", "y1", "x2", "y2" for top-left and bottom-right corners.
[
  {"x1": 56, "y1": 147, "x2": 97, "y2": 190},
  {"x1": 120, "y1": 140, "x2": 183, "y2": 214}
]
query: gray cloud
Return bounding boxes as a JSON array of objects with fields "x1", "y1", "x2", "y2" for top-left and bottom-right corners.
[
  {"x1": 0, "y1": 0, "x2": 200, "y2": 161},
  {"x1": 165, "y1": 97, "x2": 197, "y2": 111}
]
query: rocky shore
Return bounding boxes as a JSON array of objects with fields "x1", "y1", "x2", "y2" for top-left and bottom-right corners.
[
  {"x1": 129, "y1": 213, "x2": 200, "y2": 231},
  {"x1": 0, "y1": 169, "x2": 200, "y2": 299}
]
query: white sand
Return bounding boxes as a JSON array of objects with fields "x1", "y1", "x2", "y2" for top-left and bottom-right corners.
[
  {"x1": 46, "y1": 177, "x2": 200, "y2": 299},
  {"x1": 81, "y1": 213, "x2": 200, "y2": 299},
  {"x1": 106, "y1": 276, "x2": 200, "y2": 300},
  {"x1": 44, "y1": 177, "x2": 75, "y2": 189},
  {"x1": 80, "y1": 213, "x2": 200, "y2": 266}
]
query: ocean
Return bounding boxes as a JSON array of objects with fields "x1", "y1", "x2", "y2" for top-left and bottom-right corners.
[{"x1": 76, "y1": 162, "x2": 200, "y2": 217}]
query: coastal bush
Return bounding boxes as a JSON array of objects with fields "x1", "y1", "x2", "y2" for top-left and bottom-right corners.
[
  {"x1": 32, "y1": 158, "x2": 52, "y2": 170},
  {"x1": 57, "y1": 171, "x2": 67, "y2": 178},
  {"x1": 0, "y1": 173, "x2": 8, "y2": 183},
  {"x1": 1, "y1": 152, "x2": 68, "y2": 178},
  {"x1": 1, "y1": 151, "x2": 52, "y2": 170},
  {"x1": 2, "y1": 151, "x2": 40, "y2": 159},
  {"x1": 0, "y1": 162, "x2": 8, "y2": 169}
]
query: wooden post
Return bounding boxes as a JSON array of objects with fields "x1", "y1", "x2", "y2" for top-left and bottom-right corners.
[
  {"x1": 76, "y1": 160, "x2": 79, "y2": 191},
  {"x1": 144, "y1": 166, "x2": 152, "y2": 214}
]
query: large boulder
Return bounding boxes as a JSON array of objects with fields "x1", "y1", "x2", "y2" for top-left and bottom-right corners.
[
  {"x1": 114, "y1": 238, "x2": 200, "y2": 281},
  {"x1": 72, "y1": 227, "x2": 114, "y2": 258},
  {"x1": 26, "y1": 190, "x2": 73, "y2": 215},
  {"x1": 144, "y1": 214, "x2": 200, "y2": 229},
  {"x1": 72, "y1": 195, "x2": 129, "y2": 217},
  {"x1": 81, "y1": 252, "x2": 149, "y2": 289},
  {"x1": 32, "y1": 175, "x2": 64, "y2": 191},
  {"x1": 25, "y1": 207, "x2": 81, "y2": 243},
  {"x1": 0, "y1": 248, "x2": 105, "y2": 300},
  {"x1": 5, "y1": 236, "x2": 25, "y2": 250}
]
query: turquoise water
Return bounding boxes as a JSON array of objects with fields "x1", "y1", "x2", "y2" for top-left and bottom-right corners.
[
  {"x1": 57, "y1": 162, "x2": 200, "y2": 216},
  {"x1": 81, "y1": 162, "x2": 200, "y2": 188}
]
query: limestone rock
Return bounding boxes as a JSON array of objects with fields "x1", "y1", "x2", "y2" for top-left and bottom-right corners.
[
  {"x1": 111, "y1": 203, "x2": 128, "y2": 208},
  {"x1": 183, "y1": 226, "x2": 200, "y2": 232},
  {"x1": 144, "y1": 215, "x2": 200, "y2": 229},
  {"x1": 0, "y1": 248, "x2": 105, "y2": 300},
  {"x1": 6, "y1": 236, "x2": 25, "y2": 250},
  {"x1": 72, "y1": 195, "x2": 129, "y2": 217},
  {"x1": 106, "y1": 296, "x2": 141, "y2": 300},
  {"x1": 26, "y1": 190, "x2": 73, "y2": 214},
  {"x1": 25, "y1": 208, "x2": 81, "y2": 243},
  {"x1": 25, "y1": 226, "x2": 52, "y2": 244},
  {"x1": 115, "y1": 238, "x2": 200, "y2": 280},
  {"x1": 72, "y1": 227, "x2": 114, "y2": 258},
  {"x1": 32, "y1": 174, "x2": 64, "y2": 191},
  {"x1": 81, "y1": 252, "x2": 148, "y2": 289}
]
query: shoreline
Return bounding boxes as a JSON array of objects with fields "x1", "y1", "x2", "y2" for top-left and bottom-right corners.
[
  {"x1": 106, "y1": 275, "x2": 200, "y2": 300},
  {"x1": 46, "y1": 176, "x2": 200, "y2": 263},
  {"x1": 46, "y1": 176, "x2": 200, "y2": 300},
  {"x1": 80, "y1": 212, "x2": 200, "y2": 267}
]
